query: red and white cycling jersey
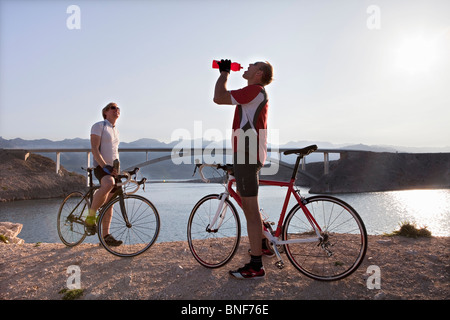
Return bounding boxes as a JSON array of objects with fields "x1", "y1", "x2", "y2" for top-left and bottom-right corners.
[{"x1": 230, "y1": 84, "x2": 268, "y2": 165}]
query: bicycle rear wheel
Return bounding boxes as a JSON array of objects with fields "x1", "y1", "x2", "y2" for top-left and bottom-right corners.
[
  {"x1": 57, "y1": 191, "x2": 88, "y2": 246},
  {"x1": 283, "y1": 195, "x2": 367, "y2": 281},
  {"x1": 187, "y1": 194, "x2": 241, "y2": 268},
  {"x1": 97, "y1": 194, "x2": 160, "y2": 257}
]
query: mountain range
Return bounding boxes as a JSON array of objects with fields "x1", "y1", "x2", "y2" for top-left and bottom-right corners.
[
  {"x1": 1, "y1": 136, "x2": 449, "y2": 181},
  {"x1": 2, "y1": 136, "x2": 449, "y2": 152}
]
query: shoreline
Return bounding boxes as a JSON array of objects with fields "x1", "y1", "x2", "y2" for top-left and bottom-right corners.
[
  {"x1": 2, "y1": 182, "x2": 450, "y2": 203},
  {"x1": 1, "y1": 235, "x2": 448, "y2": 300}
]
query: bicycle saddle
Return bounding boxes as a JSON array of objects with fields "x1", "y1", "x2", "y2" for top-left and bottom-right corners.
[{"x1": 283, "y1": 145, "x2": 318, "y2": 156}]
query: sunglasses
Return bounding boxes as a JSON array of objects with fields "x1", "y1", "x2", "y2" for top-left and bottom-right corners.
[{"x1": 109, "y1": 106, "x2": 120, "y2": 111}]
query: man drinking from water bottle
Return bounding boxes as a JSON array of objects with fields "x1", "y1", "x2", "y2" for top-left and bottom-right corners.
[{"x1": 213, "y1": 59, "x2": 274, "y2": 279}]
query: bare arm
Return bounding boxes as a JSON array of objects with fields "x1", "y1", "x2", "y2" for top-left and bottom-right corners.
[
  {"x1": 213, "y1": 72, "x2": 233, "y2": 105},
  {"x1": 90, "y1": 134, "x2": 107, "y2": 168}
]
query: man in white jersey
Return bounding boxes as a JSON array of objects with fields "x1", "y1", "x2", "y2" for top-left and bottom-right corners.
[{"x1": 85, "y1": 102, "x2": 122, "y2": 246}]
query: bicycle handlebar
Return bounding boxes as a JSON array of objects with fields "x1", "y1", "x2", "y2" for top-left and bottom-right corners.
[
  {"x1": 194, "y1": 161, "x2": 234, "y2": 184},
  {"x1": 122, "y1": 177, "x2": 147, "y2": 194},
  {"x1": 195, "y1": 162, "x2": 215, "y2": 183},
  {"x1": 117, "y1": 167, "x2": 149, "y2": 194},
  {"x1": 116, "y1": 171, "x2": 132, "y2": 186}
]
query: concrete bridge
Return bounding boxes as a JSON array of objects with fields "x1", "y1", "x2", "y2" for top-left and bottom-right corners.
[{"x1": 14, "y1": 147, "x2": 365, "y2": 181}]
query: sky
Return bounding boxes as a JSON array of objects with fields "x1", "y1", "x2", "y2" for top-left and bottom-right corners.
[{"x1": 1, "y1": 0, "x2": 449, "y2": 148}]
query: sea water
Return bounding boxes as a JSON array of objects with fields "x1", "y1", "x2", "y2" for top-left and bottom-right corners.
[{"x1": 0, "y1": 183, "x2": 449, "y2": 244}]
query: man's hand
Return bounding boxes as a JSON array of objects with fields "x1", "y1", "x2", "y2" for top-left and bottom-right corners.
[{"x1": 217, "y1": 59, "x2": 231, "y2": 73}]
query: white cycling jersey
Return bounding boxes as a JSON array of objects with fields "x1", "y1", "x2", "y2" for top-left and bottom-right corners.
[{"x1": 90, "y1": 119, "x2": 120, "y2": 167}]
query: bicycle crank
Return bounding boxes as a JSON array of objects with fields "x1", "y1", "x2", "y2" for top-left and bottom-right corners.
[{"x1": 271, "y1": 241, "x2": 285, "y2": 269}]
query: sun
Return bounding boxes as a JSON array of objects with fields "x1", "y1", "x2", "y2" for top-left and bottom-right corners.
[{"x1": 395, "y1": 34, "x2": 439, "y2": 74}]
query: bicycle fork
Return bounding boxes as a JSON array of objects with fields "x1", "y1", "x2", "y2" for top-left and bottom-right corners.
[
  {"x1": 206, "y1": 193, "x2": 228, "y2": 233},
  {"x1": 119, "y1": 195, "x2": 132, "y2": 228}
]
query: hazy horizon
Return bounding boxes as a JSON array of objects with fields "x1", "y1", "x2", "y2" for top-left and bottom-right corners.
[{"x1": 1, "y1": 135, "x2": 449, "y2": 153}]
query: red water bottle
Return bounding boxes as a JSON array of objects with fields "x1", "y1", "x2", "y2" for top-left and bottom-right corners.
[{"x1": 212, "y1": 60, "x2": 243, "y2": 72}]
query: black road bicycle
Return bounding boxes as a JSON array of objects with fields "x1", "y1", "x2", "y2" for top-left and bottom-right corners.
[{"x1": 57, "y1": 167, "x2": 160, "y2": 257}]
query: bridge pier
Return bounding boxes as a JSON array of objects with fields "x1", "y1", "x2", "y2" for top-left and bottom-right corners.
[
  {"x1": 324, "y1": 152, "x2": 330, "y2": 175},
  {"x1": 56, "y1": 152, "x2": 61, "y2": 174},
  {"x1": 86, "y1": 152, "x2": 91, "y2": 169},
  {"x1": 55, "y1": 151, "x2": 92, "y2": 175}
]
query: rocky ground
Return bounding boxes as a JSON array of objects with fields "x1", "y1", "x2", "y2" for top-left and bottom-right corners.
[{"x1": 1, "y1": 235, "x2": 448, "y2": 302}]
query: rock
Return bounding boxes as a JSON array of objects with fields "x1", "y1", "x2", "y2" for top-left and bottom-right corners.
[
  {"x1": 309, "y1": 151, "x2": 450, "y2": 193},
  {"x1": 376, "y1": 239, "x2": 393, "y2": 245},
  {"x1": 0, "y1": 222, "x2": 24, "y2": 244},
  {"x1": 426, "y1": 254, "x2": 440, "y2": 263},
  {"x1": 0, "y1": 150, "x2": 86, "y2": 201},
  {"x1": 373, "y1": 291, "x2": 386, "y2": 300},
  {"x1": 84, "y1": 292, "x2": 100, "y2": 300}
]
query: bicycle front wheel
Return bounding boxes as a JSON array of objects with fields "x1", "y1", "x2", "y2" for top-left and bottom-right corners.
[
  {"x1": 97, "y1": 194, "x2": 160, "y2": 257},
  {"x1": 283, "y1": 195, "x2": 367, "y2": 281},
  {"x1": 187, "y1": 194, "x2": 241, "y2": 268},
  {"x1": 57, "y1": 191, "x2": 88, "y2": 246}
]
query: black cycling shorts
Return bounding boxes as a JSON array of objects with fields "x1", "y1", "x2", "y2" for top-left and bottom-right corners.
[
  {"x1": 94, "y1": 166, "x2": 118, "y2": 193},
  {"x1": 233, "y1": 154, "x2": 262, "y2": 197}
]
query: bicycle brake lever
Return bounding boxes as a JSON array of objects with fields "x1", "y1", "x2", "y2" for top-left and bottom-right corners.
[{"x1": 192, "y1": 163, "x2": 201, "y2": 177}]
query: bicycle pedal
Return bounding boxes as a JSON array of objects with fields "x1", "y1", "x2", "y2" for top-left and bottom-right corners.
[
  {"x1": 275, "y1": 260, "x2": 285, "y2": 269},
  {"x1": 85, "y1": 225, "x2": 97, "y2": 236}
]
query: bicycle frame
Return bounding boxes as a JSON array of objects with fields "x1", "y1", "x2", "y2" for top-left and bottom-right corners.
[
  {"x1": 66, "y1": 187, "x2": 97, "y2": 222},
  {"x1": 234, "y1": 177, "x2": 321, "y2": 235},
  {"x1": 193, "y1": 145, "x2": 325, "y2": 266},
  {"x1": 67, "y1": 169, "x2": 136, "y2": 226},
  {"x1": 206, "y1": 170, "x2": 323, "y2": 248},
  {"x1": 201, "y1": 171, "x2": 323, "y2": 267},
  {"x1": 96, "y1": 182, "x2": 133, "y2": 227}
]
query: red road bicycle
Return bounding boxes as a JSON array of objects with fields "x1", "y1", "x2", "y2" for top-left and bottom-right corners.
[{"x1": 187, "y1": 145, "x2": 367, "y2": 281}]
